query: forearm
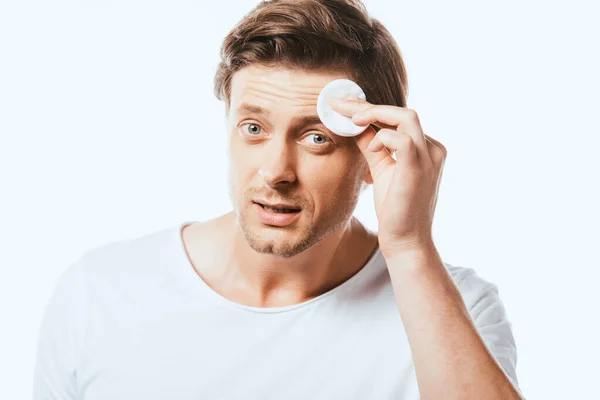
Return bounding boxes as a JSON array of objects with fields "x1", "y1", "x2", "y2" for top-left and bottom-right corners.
[{"x1": 385, "y1": 245, "x2": 520, "y2": 400}]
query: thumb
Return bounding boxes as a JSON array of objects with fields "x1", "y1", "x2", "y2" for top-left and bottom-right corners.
[{"x1": 353, "y1": 126, "x2": 394, "y2": 178}]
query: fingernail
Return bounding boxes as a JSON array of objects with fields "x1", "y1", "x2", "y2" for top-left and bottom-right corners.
[
  {"x1": 368, "y1": 138, "x2": 376, "y2": 150},
  {"x1": 352, "y1": 113, "x2": 365, "y2": 123},
  {"x1": 348, "y1": 94, "x2": 365, "y2": 100},
  {"x1": 329, "y1": 98, "x2": 344, "y2": 106}
]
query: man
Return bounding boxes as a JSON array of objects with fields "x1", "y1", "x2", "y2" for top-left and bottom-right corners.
[{"x1": 34, "y1": 0, "x2": 523, "y2": 399}]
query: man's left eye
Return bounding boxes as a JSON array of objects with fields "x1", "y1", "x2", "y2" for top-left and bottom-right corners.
[{"x1": 304, "y1": 133, "x2": 329, "y2": 145}]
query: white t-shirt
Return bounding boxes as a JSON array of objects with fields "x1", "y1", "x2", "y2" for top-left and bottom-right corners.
[{"x1": 34, "y1": 221, "x2": 522, "y2": 399}]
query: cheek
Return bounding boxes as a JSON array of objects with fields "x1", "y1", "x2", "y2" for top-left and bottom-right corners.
[
  {"x1": 227, "y1": 142, "x2": 264, "y2": 201},
  {"x1": 228, "y1": 135, "x2": 252, "y2": 177},
  {"x1": 299, "y1": 156, "x2": 359, "y2": 204},
  {"x1": 227, "y1": 144, "x2": 248, "y2": 195}
]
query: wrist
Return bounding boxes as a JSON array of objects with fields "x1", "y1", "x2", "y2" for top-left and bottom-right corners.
[{"x1": 381, "y1": 239, "x2": 439, "y2": 266}]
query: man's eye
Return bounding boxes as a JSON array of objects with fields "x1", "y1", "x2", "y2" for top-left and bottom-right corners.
[
  {"x1": 243, "y1": 123, "x2": 262, "y2": 135},
  {"x1": 305, "y1": 133, "x2": 329, "y2": 145}
]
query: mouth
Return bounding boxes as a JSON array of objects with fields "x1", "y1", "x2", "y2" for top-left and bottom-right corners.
[
  {"x1": 252, "y1": 200, "x2": 303, "y2": 227},
  {"x1": 253, "y1": 201, "x2": 302, "y2": 214}
]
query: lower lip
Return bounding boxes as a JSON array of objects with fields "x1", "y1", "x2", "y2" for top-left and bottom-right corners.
[{"x1": 253, "y1": 203, "x2": 302, "y2": 227}]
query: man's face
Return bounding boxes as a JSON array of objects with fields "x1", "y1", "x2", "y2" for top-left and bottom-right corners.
[{"x1": 226, "y1": 65, "x2": 369, "y2": 258}]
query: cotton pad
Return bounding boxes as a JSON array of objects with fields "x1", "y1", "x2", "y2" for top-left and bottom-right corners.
[{"x1": 316, "y1": 79, "x2": 369, "y2": 137}]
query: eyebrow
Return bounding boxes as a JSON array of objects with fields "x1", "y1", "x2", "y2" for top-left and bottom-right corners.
[
  {"x1": 236, "y1": 103, "x2": 324, "y2": 129},
  {"x1": 237, "y1": 103, "x2": 271, "y2": 117}
]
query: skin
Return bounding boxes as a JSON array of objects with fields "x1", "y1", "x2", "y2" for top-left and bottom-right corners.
[
  {"x1": 182, "y1": 64, "x2": 521, "y2": 399},
  {"x1": 330, "y1": 97, "x2": 522, "y2": 399},
  {"x1": 182, "y1": 65, "x2": 378, "y2": 308}
]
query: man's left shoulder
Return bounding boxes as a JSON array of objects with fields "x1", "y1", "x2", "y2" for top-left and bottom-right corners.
[
  {"x1": 442, "y1": 262, "x2": 501, "y2": 304},
  {"x1": 442, "y1": 262, "x2": 510, "y2": 321}
]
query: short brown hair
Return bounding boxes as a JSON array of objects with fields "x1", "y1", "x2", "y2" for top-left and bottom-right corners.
[{"x1": 214, "y1": 0, "x2": 408, "y2": 112}]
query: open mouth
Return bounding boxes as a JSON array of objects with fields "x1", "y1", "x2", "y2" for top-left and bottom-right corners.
[
  {"x1": 254, "y1": 202, "x2": 301, "y2": 214},
  {"x1": 253, "y1": 201, "x2": 302, "y2": 227}
]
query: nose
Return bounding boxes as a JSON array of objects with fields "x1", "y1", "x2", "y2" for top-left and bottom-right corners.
[{"x1": 258, "y1": 137, "x2": 297, "y2": 189}]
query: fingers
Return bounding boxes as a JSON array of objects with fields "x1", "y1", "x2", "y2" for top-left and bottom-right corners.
[
  {"x1": 328, "y1": 97, "x2": 371, "y2": 118},
  {"x1": 330, "y1": 98, "x2": 430, "y2": 165},
  {"x1": 354, "y1": 106, "x2": 430, "y2": 165},
  {"x1": 353, "y1": 126, "x2": 421, "y2": 180},
  {"x1": 329, "y1": 97, "x2": 448, "y2": 176},
  {"x1": 329, "y1": 98, "x2": 396, "y2": 130},
  {"x1": 353, "y1": 126, "x2": 395, "y2": 178},
  {"x1": 369, "y1": 128, "x2": 420, "y2": 172},
  {"x1": 425, "y1": 134, "x2": 447, "y2": 170}
]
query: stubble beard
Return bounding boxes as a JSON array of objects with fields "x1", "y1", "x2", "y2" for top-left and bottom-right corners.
[{"x1": 235, "y1": 192, "x2": 359, "y2": 259}]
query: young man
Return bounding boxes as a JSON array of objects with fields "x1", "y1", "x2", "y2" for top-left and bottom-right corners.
[{"x1": 34, "y1": 1, "x2": 523, "y2": 399}]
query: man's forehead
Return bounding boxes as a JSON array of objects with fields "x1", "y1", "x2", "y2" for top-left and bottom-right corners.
[{"x1": 229, "y1": 65, "x2": 349, "y2": 107}]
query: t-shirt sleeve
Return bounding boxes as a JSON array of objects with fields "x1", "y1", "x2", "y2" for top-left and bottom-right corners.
[
  {"x1": 453, "y1": 266, "x2": 525, "y2": 399},
  {"x1": 33, "y1": 259, "x2": 85, "y2": 400}
]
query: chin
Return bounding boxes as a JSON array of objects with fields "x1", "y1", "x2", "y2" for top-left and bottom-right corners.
[
  {"x1": 236, "y1": 201, "x2": 347, "y2": 258},
  {"x1": 235, "y1": 213, "x2": 312, "y2": 258},
  {"x1": 242, "y1": 225, "x2": 314, "y2": 258},
  {"x1": 249, "y1": 241, "x2": 303, "y2": 258}
]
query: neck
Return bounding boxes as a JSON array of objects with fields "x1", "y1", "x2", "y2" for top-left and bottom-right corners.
[{"x1": 212, "y1": 212, "x2": 378, "y2": 308}]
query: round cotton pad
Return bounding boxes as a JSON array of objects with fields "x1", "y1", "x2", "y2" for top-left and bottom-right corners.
[{"x1": 316, "y1": 79, "x2": 369, "y2": 137}]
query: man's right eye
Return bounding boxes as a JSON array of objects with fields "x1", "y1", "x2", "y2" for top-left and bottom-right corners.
[{"x1": 242, "y1": 123, "x2": 262, "y2": 135}]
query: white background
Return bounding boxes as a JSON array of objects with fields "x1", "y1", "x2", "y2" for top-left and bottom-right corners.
[{"x1": 1, "y1": 0, "x2": 598, "y2": 398}]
